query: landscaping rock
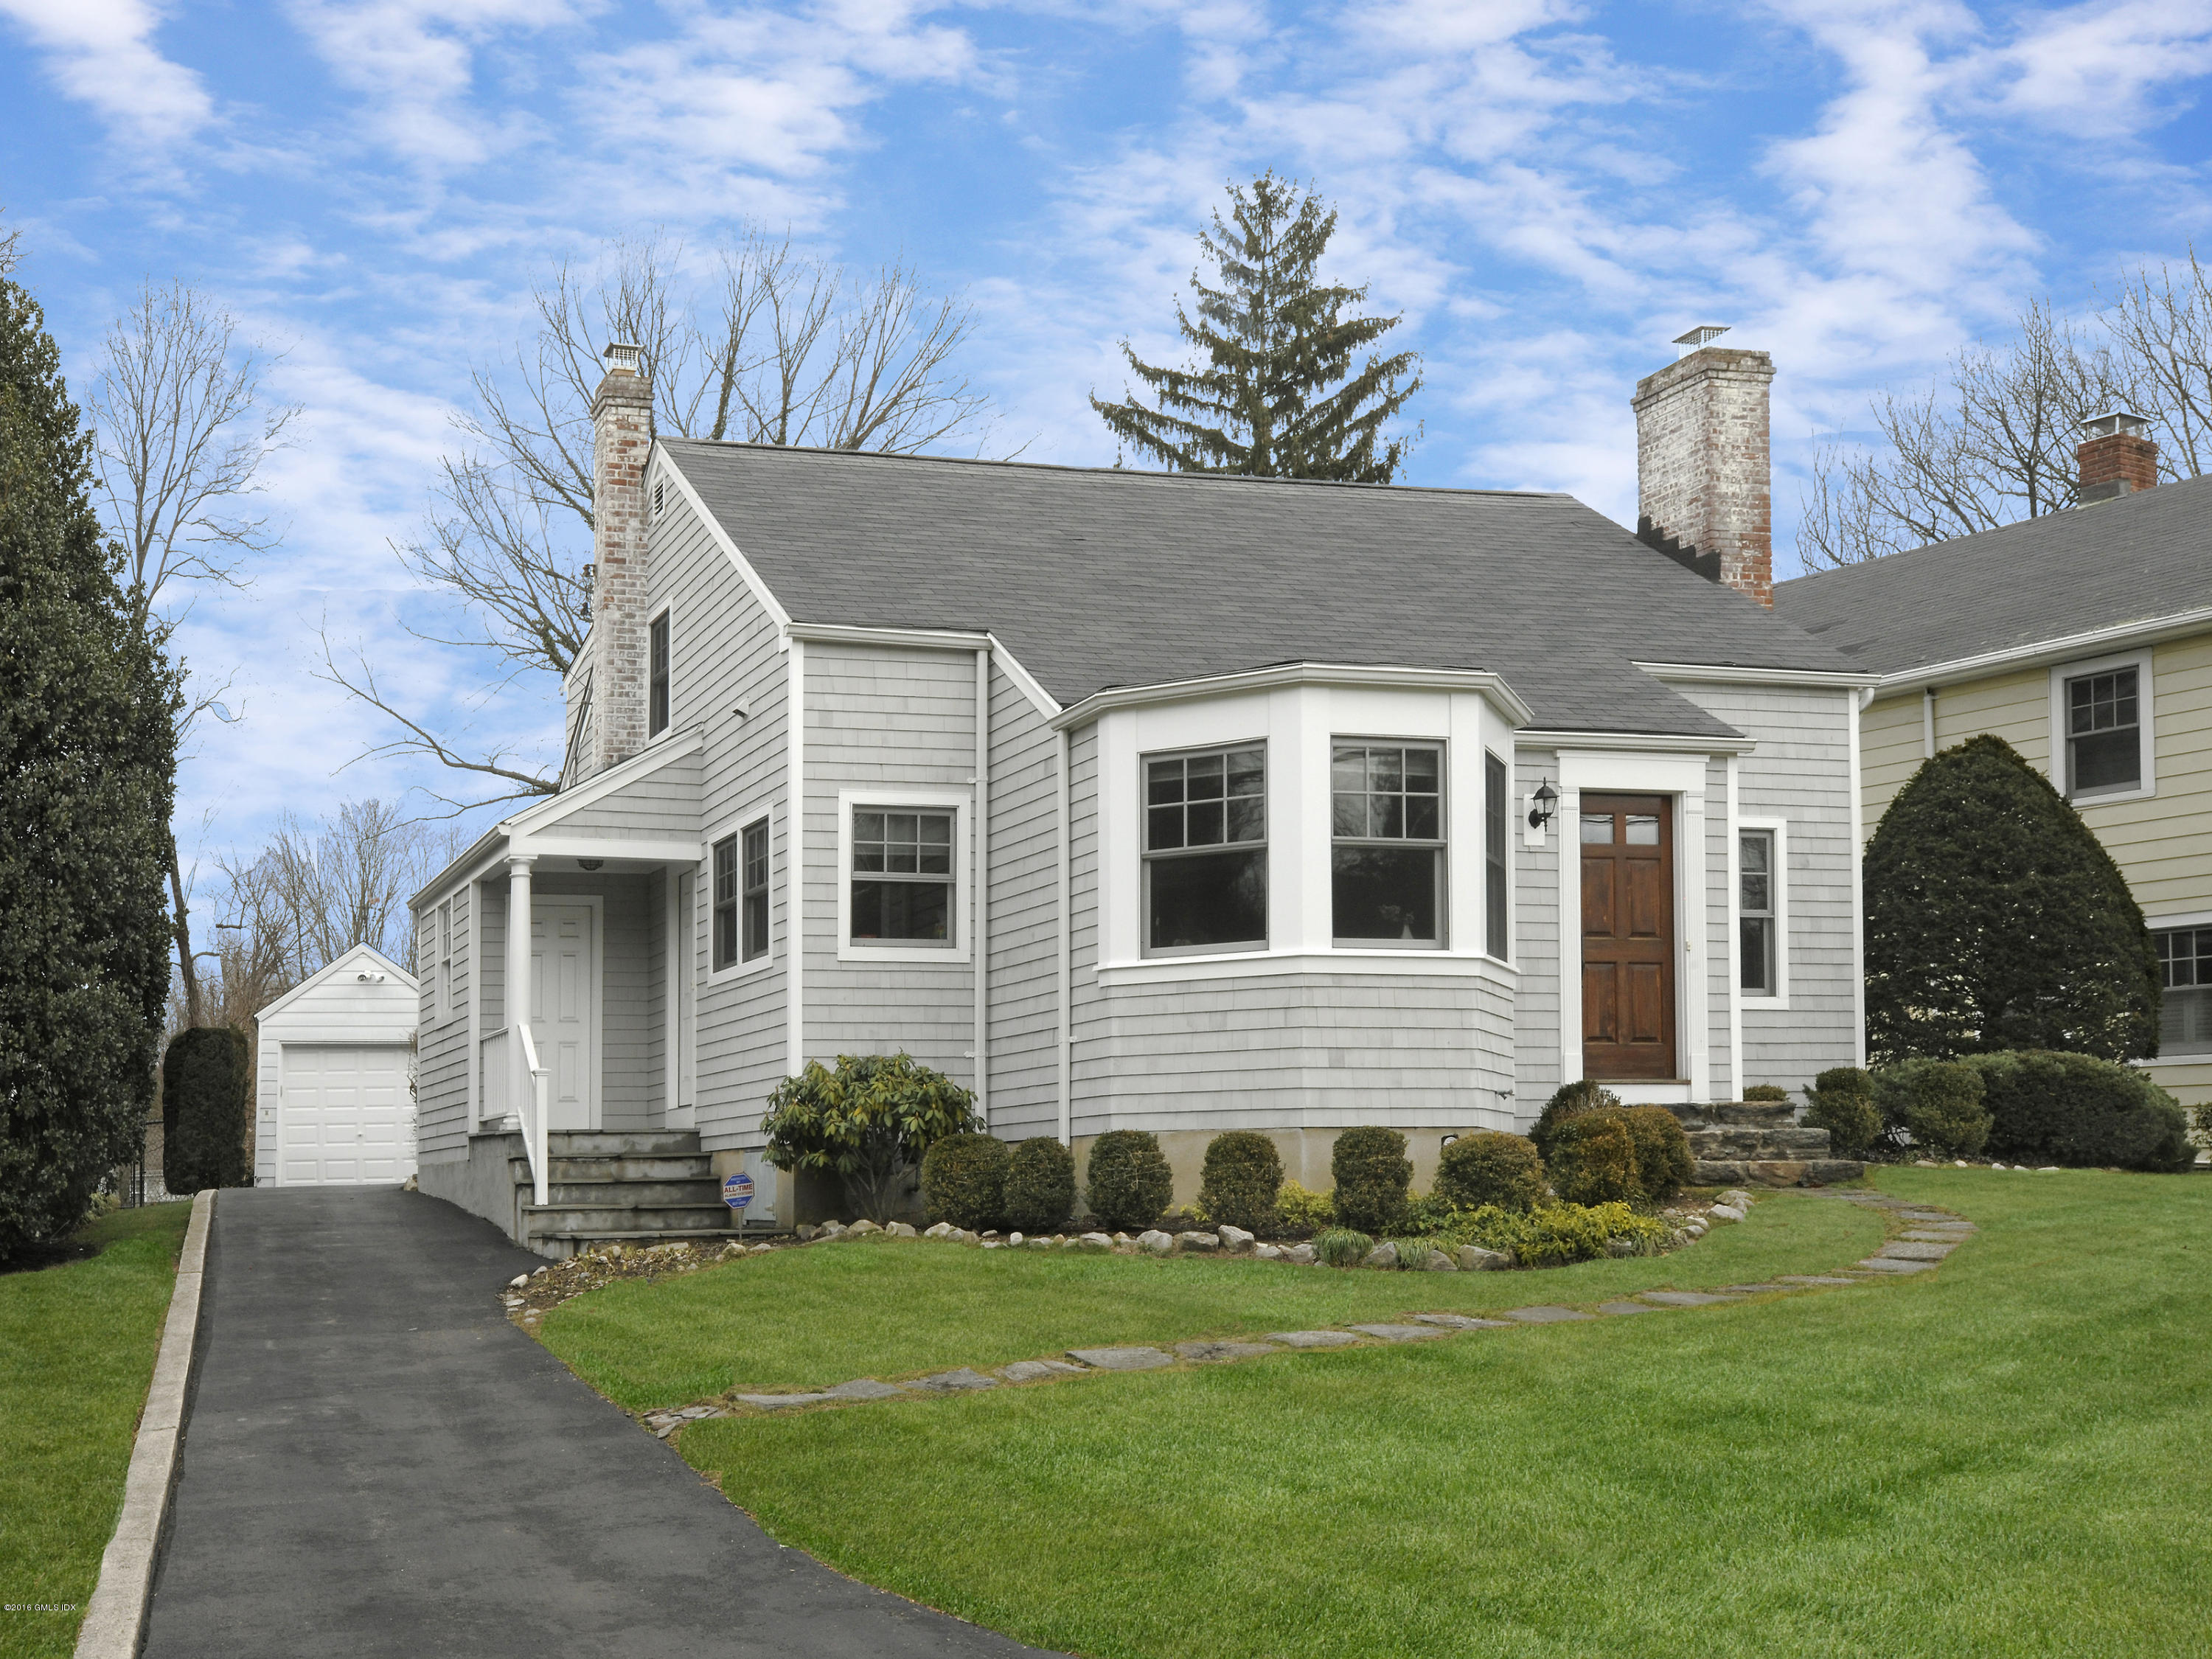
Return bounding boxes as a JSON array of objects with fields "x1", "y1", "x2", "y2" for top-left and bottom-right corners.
[
  {"x1": 1079, "y1": 1232, "x2": 1113, "y2": 1251},
  {"x1": 1454, "y1": 1245, "x2": 1509, "y2": 1271},
  {"x1": 1217, "y1": 1225, "x2": 1255, "y2": 1252},
  {"x1": 1175, "y1": 1231, "x2": 1220, "y2": 1252},
  {"x1": 1854, "y1": 1256, "x2": 1935, "y2": 1273},
  {"x1": 1067, "y1": 1346, "x2": 1175, "y2": 1371},
  {"x1": 1253, "y1": 1243, "x2": 1284, "y2": 1261},
  {"x1": 1597, "y1": 1301, "x2": 1658, "y2": 1315},
  {"x1": 1007, "y1": 1232, "x2": 1025, "y2": 1247},
  {"x1": 1265, "y1": 1330, "x2": 1360, "y2": 1349},
  {"x1": 1422, "y1": 1248, "x2": 1458, "y2": 1271},
  {"x1": 846, "y1": 1220, "x2": 882, "y2": 1237},
  {"x1": 794, "y1": 1225, "x2": 820, "y2": 1241},
  {"x1": 1363, "y1": 1241, "x2": 1399, "y2": 1270},
  {"x1": 1000, "y1": 1359, "x2": 1086, "y2": 1383},
  {"x1": 1175, "y1": 1340, "x2": 1277, "y2": 1362},
  {"x1": 885, "y1": 1222, "x2": 917, "y2": 1239},
  {"x1": 508, "y1": 1273, "x2": 529, "y2": 1288},
  {"x1": 1721, "y1": 1189, "x2": 1753, "y2": 1207},
  {"x1": 1350, "y1": 1323, "x2": 1447, "y2": 1341},
  {"x1": 1412, "y1": 1313, "x2": 1512, "y2": 1329},
  {"x1": 1637, "y1": 1290, "x2": 1736, "y2": 1307},
  {"x1": 824, "y1": 1378, "x2": 907, "y2": 1401},
  {"x1": 1137, "y1": 1230, "x2": 1174, "y2": 1256},
  {"x1": 905, "y1": 1368, "x2": 1000, "y2": 1393},
  {"x1": 1878, "y1": 1240, "x2": 1955, "y2": 1261},
  {"x1": 750, "y1": 1242, "x2": 772, "y2": 1254},
  {"x1": 1503, "y1": 1306, "x2": 1595, "y2": 1323},
  {"x1": 923, "y1": 1221, "x2": 954, "y2": 1239},
  {"x1": 1283, "y1": 1243, "x2": 1318, "y2": 1265},
  {"x1": 1027, "y1": 1237, "x2": 1054, "y2": 1251},
  {"x1": 1708, "y1": 1203, "x2": 1747, "y2": 1222},
  {"x1": 946, "y1": 1228, "x2": 978, "y2": 1245}
]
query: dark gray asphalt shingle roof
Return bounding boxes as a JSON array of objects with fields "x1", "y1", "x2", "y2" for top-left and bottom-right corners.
[
  {"x1": 664, "y1": 440, "x2": 1861, "y2": 735},
  {"x1": 1773, "y1": 473, "x2": 2212, "y2": 675}
]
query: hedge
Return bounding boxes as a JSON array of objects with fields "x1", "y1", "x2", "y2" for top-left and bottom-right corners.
[
  {"x1": 1197, "y1": 1132, "x2": 1283, "y2": 1231},
  {"x1": 160, "y1": 1026, "x2": 250, "y2": 1195},
  {"x1": 1546, "y1": 1113, "x2": 1639, "y2": 1205},
  {"x1": 1873, "y1": 1059, "x2": 1992, "y2": 1158},
  {"x1": 1531, "y1": 1080, "x2": 1623, "y2": 1162},
  {"x1": 1003, "y1": 1136, "x2": 1077, "y2": 1231},
  {"x1": 1805, "y1": 1067, "x2": 1881, "y2": 1157},
  {"x1": 1433, "y1": 1132, "x2": 1545, "y2": 1213},
  {"x1": 1084, "y1": 1130, "x2": 1174, "y2": 1231},
  {"x1": 1617, "y1": 1105, "x2": 1693, "y2": 1201},
  {"x1": 1962, "y1": 1049, "x2": 2194, "y2": 1171},
  {"x1": 1329, "y1": 1127, "x2": 1411, "y2": 1234},
  {"x1": 919, "y1": 1133, "x2": 1008, "y2": 1230}
]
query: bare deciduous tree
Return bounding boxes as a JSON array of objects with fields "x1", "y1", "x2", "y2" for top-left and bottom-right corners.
[
  {"x1": 91, "y1": 280, "x2": 297, "y2": 1026},
  {"x1": 321, "y1": 230, "x2": 1001, "y2": 807},
  {"x1": 2103, "y1": 248, "x2": 2212, "y2": 481},
  {"x1": 1798, "y1": 301, "x2": 2134, "y2": 568}
]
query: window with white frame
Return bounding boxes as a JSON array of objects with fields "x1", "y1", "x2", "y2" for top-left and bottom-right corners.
[
  {"x1": 1144, "y1": 745, "x2": 1266, "y2": 953},
  {"x1": 1484, "y1": 752, "x2": 1509, "y2": 960},
  {"x1": 711, "y1": 833, "x2": 740, "y2": 970},
  {"x1": 437, "y1": 899, "x2": 453, "y2": 1018},
  {"x1": 851, "y1": 808, "x2": 955, "y2": 944},
  {"x1": 2156, "y1": 927, "x2": 2212, "y2": 1056},
  {"x1": 2064, "y1": 664, "x2": 2141, "y2": 796},
  {"x1": 742, "y1": 818, "x2": 770, "y2": 961},
  {"x1": 1739, "y1": 829, "x2": 1777, "y2": 995},
  {"x1": 648, "y1": 611, "x2": 671, "y2": 738},
  {"x1": 1331, "y1": 742, "x2": 1444, "y2": 946}
]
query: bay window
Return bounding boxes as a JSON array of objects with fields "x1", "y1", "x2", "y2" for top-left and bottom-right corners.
[
  {"x1": 1332, "y1": 742, "x2": 1443, "y2": 947},
  {"x1": 1144, "y1": 745, "x2": 1267, "y2": 953}
]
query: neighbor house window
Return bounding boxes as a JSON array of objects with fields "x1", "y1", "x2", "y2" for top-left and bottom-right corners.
[
  {"x1": 1739, "y1": 830, "x2": 1777, "y2": 995},
  {"x1": 2066, "y1": 666, "x2": 2140, "y2": 796},
  {"x1": 1484, "y1": 752, "x2": 1509, "y2": 960},
  {"x1": 712, "y1": 834, "x2": 739, "y2": 970},
  {"x1": 1144, "y1": 745, "x2": 1266, "y2": 953},
  {"x1": 742, "y1": 818, "x2": 770, "y2": 961},
  {"x1": 851, "y1": 809, "x2": 954, "y2": 943},
  {"x1": 2157, "y1": 928, "x2": 2212, "y2": 1056},
  {"x1": 1332, "y1": 742, "x2": 1443, "y2": 946},
  {"x1": 648, "y1": 611, "x2": 671, "y2": 737}
]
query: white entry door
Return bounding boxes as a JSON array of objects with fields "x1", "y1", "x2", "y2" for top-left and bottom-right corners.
[
  {"x1": 531, "y1": 900, "x2": 599, "y2": 1131},
  {"x1": 279, "y1": 1044, "x2": 415, "y2": 1184}
]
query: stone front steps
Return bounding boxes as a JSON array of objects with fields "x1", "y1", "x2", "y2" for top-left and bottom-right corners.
[
  {"x1": 1660, "y1": 1101, "x2": 1865, "y2": 1187},
  {"x1": 511, "y1": 1130, "x2": 740, "y2": 1259}
]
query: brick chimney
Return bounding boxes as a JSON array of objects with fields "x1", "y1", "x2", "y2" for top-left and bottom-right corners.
[
  {"x1": 2077, "y1": 411, "x2": 2157, "y2": 504},
  {"x1": 1632, "y1": 326, "x2": 1775, "y2": 607},
  {"x1": 576, "y1": 342, "x2": 653, "y2": 782}
]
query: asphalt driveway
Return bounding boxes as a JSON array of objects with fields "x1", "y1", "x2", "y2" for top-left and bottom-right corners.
[{"x1": 143, "y1": 1186, "x2": 1058, "y2": 1659}]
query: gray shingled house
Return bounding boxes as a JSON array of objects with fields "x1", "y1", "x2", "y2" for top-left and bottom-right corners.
[{"x1": 412, "y1": 335, "x2": 1875, "y2": 1253}]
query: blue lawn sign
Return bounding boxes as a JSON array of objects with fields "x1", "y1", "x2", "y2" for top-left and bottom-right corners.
[{"x1": 722, "y1": 1171, "x2": 755, "y2": 1211}]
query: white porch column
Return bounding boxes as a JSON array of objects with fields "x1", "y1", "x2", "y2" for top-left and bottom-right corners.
[{"x1": 506, "y1": 855, "x2": 535, "y2": 1123}]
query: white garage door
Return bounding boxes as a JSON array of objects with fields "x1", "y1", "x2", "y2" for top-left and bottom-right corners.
[{"x1": 279, "y1": 1045, "x2": 415, "y2": 1185}]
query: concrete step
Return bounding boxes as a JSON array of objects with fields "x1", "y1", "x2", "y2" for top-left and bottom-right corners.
[
  {"x1": 1694, "y1": 1157, "x2": 1865, "y2": 1188},
  {"x1": 510, "y1": 1155, "x2": 714, "y2": 1185},
  {"x1": 1683, "y1": 1126, "x2": 1835, "y2": 1158},
  {"x1": 546, "y1": 1131, "x2": 704, "y2": 1158},
  {"x1": 543, "y1": 1178, "x2": 726, "y2": 1208},
  {"x1": 523, "y1": 1203, "x2": 737, "y2": 1237}
]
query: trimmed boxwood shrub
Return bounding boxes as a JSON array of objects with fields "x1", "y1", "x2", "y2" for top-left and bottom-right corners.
[
  {"x1": 919, "y1": 1133, "x2": 1008, "y2": 1230},
  {"x1": 1874, "y1": 1059, "x2": 1992, "y2": 1157},
  {"x1": 1531, "y1": 1080, "x2": 1624, "y2": 1162},
  {"x1": 1618, "y1": 1105, "x2": 1693, "y2": 1200},
  {"x1": 1742, "y1": 1084, "x2": 1790, "y2": 1102},
  {"x1": 1197, "y1": 1131, "x2": 1283, "y2": 1232},
  {"x1": 160, "y1": 1026, "x2": 250, "y2": 1195},
  {"x1": 1003, "y1": 1137, "x2": 1077, "y2": 1231},
  {"x1": 1084, "y1": 1130, "x2": 1174, "y2": 1231},
  {"x1": 1546, "y1": 1113, "x2": 1639, "y2": 1205},
  {"x1": 1865, "y1": 734, "x2": 2158, "y2": 1065},
  {"x1": 1313, "y1": 1227, "x2": 1374, "y2": 1267},
  {"x1": 1962, "y1": 1049, "x2": 2195, "y2": 1171},
  {"x1": 1433, "y1": 1132, "x2": 1545, "y2": 1213},
  {"x1": 1329, "y1": 1127, "x2": 1411, "y2": 1234},
  {"x1": 1805, "y1": 1066, "x2": 1881, "y2": 1157}
]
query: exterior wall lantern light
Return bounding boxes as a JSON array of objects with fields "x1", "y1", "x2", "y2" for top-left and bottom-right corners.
[{"x1": 1527, "y1": 780, "x2": 1559, "y2": 831}]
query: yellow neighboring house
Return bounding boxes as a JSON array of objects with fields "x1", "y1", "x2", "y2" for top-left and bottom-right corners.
[{"x1": 1775, "y1": 417, "x2": 2212, "y2": 1109}]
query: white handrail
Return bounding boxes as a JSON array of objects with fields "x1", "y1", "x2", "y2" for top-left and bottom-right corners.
[{"x1": 515, "y1": 1025, "x2": 551, "y2": 1208}]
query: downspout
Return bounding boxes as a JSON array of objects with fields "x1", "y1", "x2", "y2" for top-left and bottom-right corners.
[
  {"x1": 786, "y1": 638, "x2": 805, "y2": 1080},
  {"x1": 1057, "y1": 727, "x2": 1071, "y2": 1147},
  {"x1": 973, "y1": 645, "x2": 990, "y2": 1127},
  {"x1": 1725, "y1": 754, "x2": 1742, "y2": 1102},
  {"x1": 1922, "y1": 686, "x2": 1936, "y2": 759},
  {"x1": 1851, "y1": 686, "x2": 1872, "y2": 1068}
]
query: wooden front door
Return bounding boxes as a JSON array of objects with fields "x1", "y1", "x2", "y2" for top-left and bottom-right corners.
[{"x1": 1580, "y1": 794, "x2": 1677, "y2": 1080}]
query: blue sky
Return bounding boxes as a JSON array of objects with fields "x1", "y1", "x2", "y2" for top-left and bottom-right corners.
[{"x1": 4, "y1": 0, "x2": 2211, "y2": 880}]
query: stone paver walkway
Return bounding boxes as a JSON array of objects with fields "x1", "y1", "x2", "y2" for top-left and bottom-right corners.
[{"x1": 637, "y1": 1188, "x2": 1971, "y2": 1438}]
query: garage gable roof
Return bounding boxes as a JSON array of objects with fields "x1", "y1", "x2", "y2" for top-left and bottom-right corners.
[{"x1": 255, "y1": 943, "x2": 417, "y2": 1028}]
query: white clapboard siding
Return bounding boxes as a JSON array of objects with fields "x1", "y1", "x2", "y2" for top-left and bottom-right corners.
[{"x1": 254, "y1": 944, "x2": 419, "y2": 1186}]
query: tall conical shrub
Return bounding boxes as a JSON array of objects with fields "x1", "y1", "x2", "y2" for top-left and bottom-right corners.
[
  {"x1": 1865, "y1": 735, "x2": 2157, "y2": 1065},
  {"x1": 0, "y1": 278, "x2": 177, "y2": 1260}
]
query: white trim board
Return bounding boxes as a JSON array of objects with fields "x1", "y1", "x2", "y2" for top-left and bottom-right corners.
[{"x1": 1054, "y1": 661, "x2": 1534, "y2": 732}]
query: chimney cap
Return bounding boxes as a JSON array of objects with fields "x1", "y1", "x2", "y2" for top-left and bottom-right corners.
[
  {"x1": 1673, "y1": 324, "x2": 1730, "y2": 357},
  {"x1": 2079, "y1": 409, "x2": 2149, "y2": 440},
  {"x1": 602, "y1": 341, "x2": 642, "y2": 375}
]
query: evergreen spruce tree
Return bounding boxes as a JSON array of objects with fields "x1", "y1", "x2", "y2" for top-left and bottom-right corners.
[
  {"x1": 0, "y1": 276, "x2": 178, "y2": 1260},
  {"x1": 1091, "y1": 173, "x2": 1422, "y2": 482},
  {"x1": 1865, "y1": 734, "x2": 2157, "y2": 1066}
]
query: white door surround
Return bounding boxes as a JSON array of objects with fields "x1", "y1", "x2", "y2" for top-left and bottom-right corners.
[
  {"x1": 531, "y1": 898, "x2": 602, "y2": 1132},
  {"x1": 276, "y1": 1043, "x2": 415, "y2": 1185}
]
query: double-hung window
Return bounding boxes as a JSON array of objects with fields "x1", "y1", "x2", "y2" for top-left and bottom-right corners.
[
  {"x1": 1484, "y1": 752, "x2": 1509, "y2": 959},
  {"x1": 851, "y1": 810, "x2": 955, "y2": 943},
  {"x1": 1332, "y1": 742, "x2": 1444, "y2": 946},
  {"x1": 1144, "y1": 746, "x2": 1266, "y2": 953},
  {"x1": 647, "y1": 611, "x2": 671, "y2": 738},
  {"x1": 2157, "y1": 928, "x2": 2212, "y2": 1056},
  {"x1": 741, "y1": 819, "x2": 770, "y2": 961},
  {"x1": 711, "y1": 834, "x2": 740, "y2": 970},
  {"x1": 1739, "y1": 830, "x2": 1777, "y2": 995},
  {"x1": 2065, "y1": 665, "x2": 2140, "y2": 796}
]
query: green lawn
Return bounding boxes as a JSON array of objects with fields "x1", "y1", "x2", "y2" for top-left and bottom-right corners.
[
  {"x1": 558, "y1": 1171, "x2": 2209, "y2": 1658},
  {"x1": 0, "y1": 1203, "x2": 191, "y2": 1659},
  {"x1": 541, "y1": 1191, "x2": 1888, "y2": 1407}
]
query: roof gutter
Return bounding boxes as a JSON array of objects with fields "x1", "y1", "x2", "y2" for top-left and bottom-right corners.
[
  {"x1": 1634, "y1": 661, "x2": 1879, "y2": 689},
  {"x1": 1865, "y1": 604, "x2": 2212, "y2": 698}
]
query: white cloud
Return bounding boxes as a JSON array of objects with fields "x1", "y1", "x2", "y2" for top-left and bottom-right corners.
[
  {"x1": 0, "y1": 0, "x2": 212, "y2": 150},
  {"x1": 1993, "y1": 0, "x2": 2212, "y2": 137}
]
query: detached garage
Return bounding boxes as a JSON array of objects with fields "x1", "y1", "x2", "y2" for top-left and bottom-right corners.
[{"x1": 254, "y1": 944, "x2": 420, "y2": 1186}]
